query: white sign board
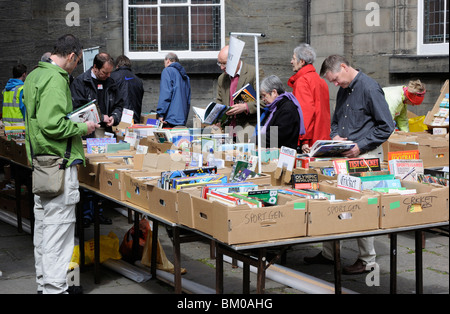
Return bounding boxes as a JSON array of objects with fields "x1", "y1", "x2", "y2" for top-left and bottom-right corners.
[
  {"x1": 226, "y1": 36, "x2": 245, "y2": 76},
  {"x1": 82, "y1": 46, "x2": 100, "y2": 72}
]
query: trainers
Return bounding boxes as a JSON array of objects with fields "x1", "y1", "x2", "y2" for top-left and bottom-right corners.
[{"x1": 303, "y1": 252, "x2": 334, "y2": 265}]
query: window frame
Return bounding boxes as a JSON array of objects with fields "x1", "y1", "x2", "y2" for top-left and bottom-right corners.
[
  {"x1": 417, "y1": 0, "x2": 449, "y2": 55},
  {"x1": 123, "y1": 0, "x2": 225, "y2": 60}
]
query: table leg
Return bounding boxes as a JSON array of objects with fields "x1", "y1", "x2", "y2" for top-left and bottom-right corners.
[
  {"x1": 333, "y1": 240, "x2": 342, "y2": 294},
  {"x1": 172, "y1": 226, "x2": 182, "y2": 294},
  {"x1": 14, "y1": 165, "x2": 23, "y2": 233},
  {"x1": 256, "y1": 249, "x2": 266, "y2": 294},
  {"x1": 415, "y1": 230, "x2": 423, "y2": 294},
  {"x1": 216, "y1": 245, "x2": 224, "y2": 294},
  {"x1": 243, "y1": 263, "x2": 250, "y2": 294},
  {"x1": 132, "y1": 210, "x2": 140, "y2": 262},
  {"x1": 390, "y1": 233, "x2": 397, "y2": 294},
  {"x1": 150, "y1": 219, "x2": 158, "y2": 279},
  {"x1": 94, "y1": 197, "x2": 100, "y2": 284}
]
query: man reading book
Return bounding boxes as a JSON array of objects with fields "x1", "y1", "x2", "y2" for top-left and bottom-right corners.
[{"x1": 216, "y1": 45, "x2": 260, "y2": 142}]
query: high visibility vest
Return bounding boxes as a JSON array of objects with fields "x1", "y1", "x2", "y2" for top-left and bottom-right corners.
[{"x1": 2, "y1": 85, "x2": 24, "y2": 124}]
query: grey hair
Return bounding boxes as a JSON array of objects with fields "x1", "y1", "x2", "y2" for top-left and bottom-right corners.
[
  {"x1": 293, "y1": 43, "x2": 316, "y2": 65},
  {"x1": 260, "y1": 75, "x2": 285, "y2": 94},
  {"x1": 165, "y1": 52, "x2": 179, "y2": 63}
]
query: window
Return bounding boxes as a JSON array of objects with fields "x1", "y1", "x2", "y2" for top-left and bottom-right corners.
[
  {"x1": 124, "y1": 0, "x2": 225, "y2": 60},
  {"x1": 418, "y1": 0, "x2": 449, "y2": 55}
]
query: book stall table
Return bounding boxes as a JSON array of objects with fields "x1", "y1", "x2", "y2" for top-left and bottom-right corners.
[
  {"x1": 78, "y1": 183, "x2": 209, "y2": 294},
  {"x1": 212, "y1": 221, "x2": 449, "y2": 294},
  {"x1": 0, "y1": 155, "x2": 34, "y2": 234}
]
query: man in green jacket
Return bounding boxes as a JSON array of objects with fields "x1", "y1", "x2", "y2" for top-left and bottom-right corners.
[{"x1": 24, "y1": 34, "x2": 97, "y2": 294}]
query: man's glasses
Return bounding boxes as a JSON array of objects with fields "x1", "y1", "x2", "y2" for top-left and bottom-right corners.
[
  {"x1": 74, "y1": 52, "x2": 83, "y2": 66},
  {"x1": 217, "y1": 61, "x2": 227, "y2": 67}
]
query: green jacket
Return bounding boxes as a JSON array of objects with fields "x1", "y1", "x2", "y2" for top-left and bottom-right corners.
[
  {"x1": 24, "y1": 61, "x2": 88, "y2": 166},
  {"x1": 383, "y1": 85, "x2": 409, "y2": 132}
]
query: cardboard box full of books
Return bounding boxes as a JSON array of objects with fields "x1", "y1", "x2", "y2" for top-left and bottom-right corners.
[
  {"x1": 377, "y1": 180, "x2": 449, "y2": 229},
  {"x1": 123, "y1": 171, "x2": 160, "y2": 209},
  {"x1": 78, "y1": 156, "x2": 121, "y2": 189},
  {"x1": 382, "y1": 133, "x2": 449, "y2": 167},
  {"x1": 190, "y1": 191, "x2": 308, "y2": 244},
  {"x1": 424, "y1": 80, "x2": 449, "y2": 129},
  {"x1": 306, "y1": 181, "x2": 380, "y2": 236},
  {"x1": 147, "y1": 185, "x2": 179, "y2": 223},
  {"x1": 99, "y1": 163, "x2": 145, "y2": 201}
]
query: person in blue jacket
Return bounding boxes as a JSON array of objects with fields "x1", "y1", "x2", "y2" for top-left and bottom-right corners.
[{"x1": 157, "y1": 53, "x2": 191, "y2": 128}]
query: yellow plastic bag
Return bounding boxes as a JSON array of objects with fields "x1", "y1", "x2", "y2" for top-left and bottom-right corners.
[
  {"x1": 71, "y1": 231, "x2": 122, "y2": 266},
  {"x1": 409, "y1": 115, "x2": 428, "y2": 132}
]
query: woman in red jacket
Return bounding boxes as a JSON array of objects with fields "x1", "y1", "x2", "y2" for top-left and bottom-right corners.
[{"x1": 288, "y1": 44, "x2": 331, "y2": 154}]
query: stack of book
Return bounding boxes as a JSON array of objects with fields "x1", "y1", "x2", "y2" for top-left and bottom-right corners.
[{"x1": 158, "y1": 166, "x2": 219, "y2": 190}]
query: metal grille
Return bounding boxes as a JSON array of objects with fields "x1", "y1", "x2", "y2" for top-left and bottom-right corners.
[
  {"x1": 128, "y1": 0, "x2": 222, "y2": 53},
  {"x1": 424, "y1": 0, "x2": 449, "y2": 43}
]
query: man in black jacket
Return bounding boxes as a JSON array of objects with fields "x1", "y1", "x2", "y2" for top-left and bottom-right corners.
[
  {"x1": 71, "y1": 52, "x2": 124, "y2": 137},
  {"x1": 70, "y1": 52, "x2": 124, "y2": 227},
  {"x1": 110, "y1": 55, "x2": 144, "y2": 124}
]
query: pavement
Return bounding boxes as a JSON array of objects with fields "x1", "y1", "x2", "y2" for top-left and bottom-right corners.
[{"x1": 0, "y1": 203, "x2": 448, "y2": 295}]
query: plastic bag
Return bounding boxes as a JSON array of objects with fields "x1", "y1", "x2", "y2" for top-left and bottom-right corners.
[
  {"x1": 119, "y1": 218, "x2": 151, "y2": 262},
  {"x1": 409, "y1": 115, "x2": 428, "y2": 132},
  {"x1": 71, "y1": 231, "x2": 122, "y2": 265}
]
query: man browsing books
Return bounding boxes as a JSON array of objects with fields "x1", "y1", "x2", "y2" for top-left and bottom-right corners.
[
  {"x1": 23, "y1": 34, "x2": 97, "y2": 294},
  {"x1": 303, "y1": 55, "x2": 394, "y2": 275},
  {"x1": 216, "y1": 45, "x2": 260, "y2": 141}
]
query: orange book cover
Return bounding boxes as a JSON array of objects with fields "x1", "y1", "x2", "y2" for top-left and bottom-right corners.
[{"x1": 388, "y1": 150, "x2": 420, "y2": 160}]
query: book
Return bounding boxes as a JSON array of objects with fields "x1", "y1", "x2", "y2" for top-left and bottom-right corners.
[
  {"x1": 192, "y1": 102, "x2": 228, "y2": 125},
  {"x1": 247, "y1": 189, "x2": 278, "y2": 205},
  {"x1": 388, "y1": 150, "x2": 420, "y2": 161},
  {"x1": 201, "y1": 182, "x2": 258, "y2": 199},
  {"x1": 305, "y1": 140, "x2": 356, "y2": 157},
  {"x1": 153, "y1": 129, "x2": 172, "y2": 143},
  {"x1": 346, "y1": 158, "x2": 381, "y2": 173},
  {"x1": 172, "y1": 174, "x2": 227, "y2": 190},
  {"x1": 389, "y1": 159, "x2": 424, "y2": 182},
  {"x1": 291, "y1": 173, "x2": 319, "y2": 189},
  {"x1": 277, "y1": 146, "x2": 297, "y2": 171},
  {"x1": 67, "y1": 99, "x2": 101, "y2": 124},
  {"x1": 106, "y1": 142, "x2": 131, "y2": 153},
  {"x1": 86, "y1": 137, "x2": 117, "y2": 154},
  {"x1": 232, "y1": 83, "x2": 257, "y2": 103}
]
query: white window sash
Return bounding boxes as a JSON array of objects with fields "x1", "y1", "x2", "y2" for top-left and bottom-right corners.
[
  {"x1": 417, "y1": 0, "x2": 449, "y2": 55},
  {"x1": 123, "y1": 0, "x2": 225, "y2": 60}
]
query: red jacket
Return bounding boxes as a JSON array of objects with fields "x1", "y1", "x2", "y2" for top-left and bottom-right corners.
[{"x1": 288, "y1": 64, "x2": 331, "y2": 147}]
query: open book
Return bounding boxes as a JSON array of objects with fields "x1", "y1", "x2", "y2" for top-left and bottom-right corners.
[
  {"x1": 192, "y1": 102, "x2": 228, "y2": 124},
  {"x1": 306, "y1": 140, "x2": 356, "y2": 157},
  {"x1": 67, "y1": 99, "x2": 101, "y2": 124},
  {"x1": 232, "y1": 83, "x2": 257, "y2": 103}
]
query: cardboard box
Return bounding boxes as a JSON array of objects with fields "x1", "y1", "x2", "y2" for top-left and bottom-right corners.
[
  {"x1": 424, "y1": 80, "x2": 449, "y2": 130},
  {"x1": 147, "y1": 185, "x2": 179, "y2": 223},
  {"x1": 382, "y1": 132, "x2": 449, "y2": 167},
  {"x1": 306, "y1": 182, "x2": 380, "y2": 236},
  {"x1": 99, "y1": 163, "x2": 143, "y2": 201},
  {"x1": 0, "y1": 136, "x2": 13, "y2": 159},
  {"x1": 10, "y1": 139, "x2": 29, "y2": 166},
  {"x1": 190, "y1": 193, "x2": 308, "y2": 244},
  {"x1": 78, "y1": 156, "x2": 120, "y2": 189},
  {"x1": 378, "y1": 180, "x2": 449, "y2": 229},
  {"x1": 122, "y1": 171, "x2": 160, "y2": 209}
]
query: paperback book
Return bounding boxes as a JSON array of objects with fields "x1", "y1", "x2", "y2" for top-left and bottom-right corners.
[
  {"x1": 67, "y1": 99, "x2": 101, "y2": 124},
  {"x1": 389, "y1": 159, "x2": 424, "y2": 182},
  {"x1": 86, "y1": 137, "x2": 117, "y2": 154},
  {"x1": 232, "y1": 83, "x2": 257, "y2": 103},
  {"x1": 291, "y1": 173, "x2": 319, "y2": 189},
  {"x1": 201, "y1": 182, "x2": 258, "y2": 199},
  {"x1": 304, "y1": 140, "x2": 355, "y2": 157},
  {"x1": 192, "y1": 102, "x2": 228, "y2": 125},
  {"x1": 346, "y1": 158, "x2": 381, "y2": 173}
]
